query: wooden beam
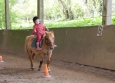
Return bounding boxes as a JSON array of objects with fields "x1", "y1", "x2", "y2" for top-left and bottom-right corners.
[
  {"x1": 102, "y1": 0, "x2": 112, "y2": 25},
  {"x1": 37, "y1": 0, "x2": 44, "y2": 23},
  {"x1": 5, "y1": 0, "x2": 10, "y2": 30}
]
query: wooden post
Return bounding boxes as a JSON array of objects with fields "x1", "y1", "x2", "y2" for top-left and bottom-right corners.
[
  {"x1": 5, "y1": 0, "x2": 10, "y2": 30},
  {"x1": 37, "y1": 0, "x2": 44, "y2": 23},
  {"x1": 102, "y1": 0, "x2": 112, "y2": 25}
]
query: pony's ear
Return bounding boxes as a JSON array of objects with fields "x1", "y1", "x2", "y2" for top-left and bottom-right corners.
[
  {"x1": 43, "y1": 32, "x2": 47, "y2": 37},
  {"x1": 51, "y1": 31, "x2": 54, "y2": 34}
]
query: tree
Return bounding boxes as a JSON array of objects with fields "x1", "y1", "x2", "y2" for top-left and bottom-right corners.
[
  {"x1": 0, "y1": 0, "x2": 17, "y2": 29},
  {"x1": 0, "y1": 0, "x2": 5, "y2": 29},
  {"x1": 57, "y1": 0, "x2": 74, "y2": 20}
]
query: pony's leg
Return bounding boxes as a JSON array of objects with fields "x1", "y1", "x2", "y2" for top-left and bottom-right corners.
[
  {"x1": 31, "y1": 53, "x2": 35, "y2": 70},
  {"x1": 38, "y1": 57, "x2": 43, "y2": 71},
  {"x1": 47, "y1": 53, "x2": 52, "y2": 71},
  {"x1": 29, "y1": 56, "x2": 33, "y2": 69},
  {"x1": 47, "y1": 59, "x2": 50, "y2": 71},
  {"x1": 29, "y1": 52, "x2": 35, "y2": 70}
]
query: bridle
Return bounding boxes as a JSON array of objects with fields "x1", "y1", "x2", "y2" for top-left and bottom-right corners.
[{"x1": 44, "y1": 36, "x2": 54, "y2": 46}]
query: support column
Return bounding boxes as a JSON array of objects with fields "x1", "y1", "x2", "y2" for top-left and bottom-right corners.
[
  {"x1": 5, "y1": 0, "x2": 10, "y2": 30},
  {"x1": 37, "y1": 0, "x2": 44, "y2": 23},
  {"x1": 102, "y1": 0, "x2": 112, "y2": 25}
]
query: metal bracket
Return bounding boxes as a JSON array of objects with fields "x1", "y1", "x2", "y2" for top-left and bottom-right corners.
[{"x1": 97, "y1": 25, "x2": 103, "y2": 36}]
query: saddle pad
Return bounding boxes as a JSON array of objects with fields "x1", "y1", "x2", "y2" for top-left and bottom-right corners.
[{"x1": 31, "y1": 37, "x2": 37, "y2": 48}]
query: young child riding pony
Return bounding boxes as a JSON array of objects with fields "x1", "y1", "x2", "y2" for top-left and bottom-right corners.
[
  {"x1": 32, "y1": 16, "x2": 48, "y2": 50},
  {"x1": 32, "y1": 16, "x2": 57, "y2": 50}
]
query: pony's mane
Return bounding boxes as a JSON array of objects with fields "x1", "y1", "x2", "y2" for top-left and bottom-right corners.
[{"x1": 43, "y1": 31, "x2": 54, "y2": 38}]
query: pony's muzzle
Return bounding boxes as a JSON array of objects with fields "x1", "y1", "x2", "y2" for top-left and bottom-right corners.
[{"x1": 50, "y1": 47, "x2": 54, "y2": 50}]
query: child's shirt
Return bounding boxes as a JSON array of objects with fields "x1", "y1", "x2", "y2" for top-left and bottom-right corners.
[{"x1": 33, "y1": 23, "x2": 46, "y2": 35}]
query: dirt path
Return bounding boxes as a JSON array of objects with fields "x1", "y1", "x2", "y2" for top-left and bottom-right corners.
[{"x1": 0, "y1": 52, "x2": 115, "y2": 83}]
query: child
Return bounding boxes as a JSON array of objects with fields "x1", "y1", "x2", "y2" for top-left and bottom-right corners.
[{"x1": 32, "y1": 16, "x2": 48, "y2": 50}]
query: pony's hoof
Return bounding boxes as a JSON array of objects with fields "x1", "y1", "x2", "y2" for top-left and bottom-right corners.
[
  {"x1": 38, "y1": 69, "x2": 41, "y2": 71},
  {"x1": 48, "y1": 70, "x2": 51, "y2": 73},
  {"x1": 48, "y1": 70, "x2": 51, "y2": 72},
  {"x1": 31, "y1": 68, "x2": 35, "y2": 71}
]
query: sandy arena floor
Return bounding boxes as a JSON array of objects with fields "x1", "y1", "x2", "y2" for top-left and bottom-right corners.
[{"x1": 0, "y1": 51, "x2": 115, "y2": 83}]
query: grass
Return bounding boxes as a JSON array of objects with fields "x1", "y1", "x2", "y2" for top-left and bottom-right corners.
[{"x1": 44, "y1": 17, "x2": 102, "y2": 28}]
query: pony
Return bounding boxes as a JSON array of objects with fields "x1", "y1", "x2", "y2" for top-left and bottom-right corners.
[{"x1": 25, "y1": 31, "x2": 55, "y2": 71}]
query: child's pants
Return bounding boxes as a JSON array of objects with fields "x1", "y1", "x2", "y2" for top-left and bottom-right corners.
[{"x1": 37, "y1": 33, "x2": 43, "y2": 42}]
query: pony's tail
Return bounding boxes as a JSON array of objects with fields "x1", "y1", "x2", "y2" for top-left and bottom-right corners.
[{"x1": 25, "y1": 36, "x2": 30, "y2": 56}]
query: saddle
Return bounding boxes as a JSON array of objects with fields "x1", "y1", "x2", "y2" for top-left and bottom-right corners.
[{"x1": 31, "y1": 37, "x2": 43, "y2": 48}]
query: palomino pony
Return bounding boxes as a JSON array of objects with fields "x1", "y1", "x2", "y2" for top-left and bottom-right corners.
[{"x1": 25, "y1": 31, "x2": 55, "y2": 71}]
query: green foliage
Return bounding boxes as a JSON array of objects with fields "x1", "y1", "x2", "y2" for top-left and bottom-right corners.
[
  {"x1": 71, "y1": 3, "x2": 84, "y2": 18},
  {"x1": 112, "y1": 17, "x2": 115, "y2": 24},
  {"x1": 9, "y1": 17, "x2": 102, "y2": 29},
  {"x1": 44, "y1": 0, "x2": 63, "y2": 20},
  {"x1": 0, "y1": 0, "x2": 115, "y2": 30},
  {"x1": 9, "y1": 0, "x2": 36, "y2": 29}
]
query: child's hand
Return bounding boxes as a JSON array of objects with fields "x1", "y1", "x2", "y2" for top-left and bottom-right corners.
[
  {"x1": 39, "y1": 31, "x2": 42, "y2": 34},
  {"x1": 45, "y1": 27, "x2": 49, "y2": 31}
]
